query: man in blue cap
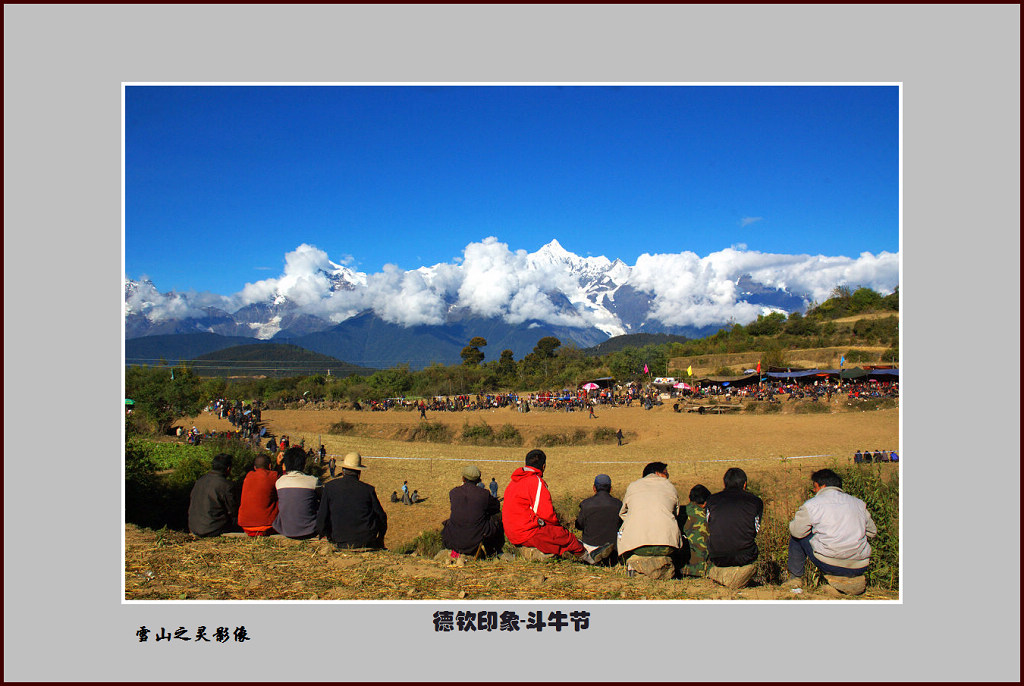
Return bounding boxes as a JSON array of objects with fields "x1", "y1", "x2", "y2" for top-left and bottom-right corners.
[{"x1": 574, "y1": 474, "x2": 621, "y2": 565}]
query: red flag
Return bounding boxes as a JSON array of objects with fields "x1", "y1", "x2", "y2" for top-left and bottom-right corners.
[
  {"x1": 643, "y1": 364, "x2": 649, "y2": 374},
  {"x1": 756, "y1": 361, "x2": 761, "y2": 374}
]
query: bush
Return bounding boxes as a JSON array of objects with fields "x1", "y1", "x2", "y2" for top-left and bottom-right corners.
[
  {"x1": 462, "y1": 421, "x2": 496, "y2": 444},
  {"x1": 712, "y1": 366, "x2": 736, "y2": 376},
  {"x1": 761, "y1": 402, "x2": 782, "y2": 414},
  {"x1": 794, "y1": 402, "x2": 831, "y2": 414},
  {"x1": 844, "y1": 349, "x2": 875, "y2": 363},
  {"x1": 495, "y1": 424, "x2": 523, "y2": 447},
  {"x1": 834, "y1": 465, "x2": 899, "y2": 590},
  {"x1": 592, "y1": 427, "x2": 618, "y2": 443},
  {"x1": 406, "y1": 422, "x2": 453, "y2": 443},
  {"x1": 844, "y1": 398, "x2": 898, "y2": 412},
  {"x1": 328, "y1": 420, "x2": 355, "y2": 435}
]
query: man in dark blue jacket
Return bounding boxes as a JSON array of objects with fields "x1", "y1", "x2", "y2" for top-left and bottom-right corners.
[
  {"x1": 187, "y1": 453, "x2": 238, "y2": 537},
  {"x1": 574, "y1": 474, "x2": 620, "y2": 565},
  {"x1": 441, "y1": 465, "x2": 504, "y2": 556},
  {"x1": 315, "y1": 452, "x2": 387, "y2": 549}
]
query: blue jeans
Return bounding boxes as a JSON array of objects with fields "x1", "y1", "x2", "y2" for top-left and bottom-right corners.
[{"x1": 788, "y1": 535, "x2": 866, "y2": 578}]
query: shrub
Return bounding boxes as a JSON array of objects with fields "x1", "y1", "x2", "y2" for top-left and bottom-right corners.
[
  {"x1": 495, "y1": 424, "x2": 523, "y2": 446},
  {"x1": 592, "y1": 427, "x2": 618, "y2": 443},
  {"x1": 794, "y1": 402, "x2": 831, "y2": 414},
  {"x1": 844, "y1": 398, "x2": 898, "y2": 412},
  {"x1": 536, "y1": 432, "x2": 567, "y2": 447},
  {"x1": 328, "y1": 420, "x2": 355, "y2": 435},
  {"x1": 713, "y1": 366, "x2": 736, "y2": 376},
  {"x1": 844, "y1": 349, "x2": 875, "y2": 363},
  {"x1": 406, "y1": 422, "x2": 453, "y2": 443},
  {"x1": 834, "y1": 465, "x2": 899, "y2": 590},
  {"x1": 761, "y1": 402, "x2": 782, "y2": 414},
  {"x1": 462, "y1": 421, "x2": 496, "y2": 444}
]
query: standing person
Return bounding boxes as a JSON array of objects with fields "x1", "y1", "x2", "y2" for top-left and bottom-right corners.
[
  {"x1": 401, "y1": 480, "x2": 411, "y2": 505},
  {"x1": 272, "y1": 447, "x2": 320, "y2": 540},
  {"x1": 617, "y1": 462, "x2": 684, "y2": 576},
  {"x1": 419, "y1": 402, "x2": 427, "y2": 419},
  {"x1": 678, "y1": 484, "x2": 712, "y2": 577},
  {"x1": 784, "y1": 469, "x2": 877, "y2": 595},
  {"x1": 489, "y1": 477, "x2": 499, "y2": 498},
  {"x1": 574, "y1": 474, "x2": 621, "y2": 565},
  {"x1": 237, "y1": 455, "x2": 279, "y2": 537},
  {"x1": 316, "y1": 452, "x2": 388, "y2": 549},
  {"x1": 616, "y1": 428, "x2": 624, "y2": 446},
  {"x1": 706, "y1": 467, "x2": 764, "y2": 589},
  {"x1": 187, "y1": 453, "x2": 238, "y2": 537},
  {"x1": 441, "y1": 465, "x2": 505, "y2": 557},
  {"x1": 502, "y1": 449, "x2": 586, "y2": 560},
  {"x1": 317, "y1": 444, "x2": 326, "y2": 465},
  {"x1": 588, "y1": 403, "x2": 597, "y2": 419}
]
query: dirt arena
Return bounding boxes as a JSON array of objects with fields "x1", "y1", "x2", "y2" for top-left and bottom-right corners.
[{"x1": 184, "y1": 400, "x2": 899, "y2": 549}]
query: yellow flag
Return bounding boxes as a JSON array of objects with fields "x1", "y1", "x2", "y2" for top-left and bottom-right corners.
[{"x1": 687, "y1": 365, "x2": 692, "y2": 376}]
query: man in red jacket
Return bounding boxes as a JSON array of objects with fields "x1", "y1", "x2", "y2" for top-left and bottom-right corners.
[
  {"x1": 237, "y1": 454, "x2": 279, "y2": 536},
  {"x1": 502, "y1": 449, "x2": 585, "y2": 558}
]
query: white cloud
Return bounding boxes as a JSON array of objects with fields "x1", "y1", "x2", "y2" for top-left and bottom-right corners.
[
  {"x1": 740, "y1": 217, "x2": 764, "y2": 227},
  {"x1": 132, "y1": 240, "x2": 900, "y2": 333}
]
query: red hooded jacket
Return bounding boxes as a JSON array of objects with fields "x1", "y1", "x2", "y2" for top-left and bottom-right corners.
[{"x1": 502, "y1": 465, "x2": 559, "y2": 545}]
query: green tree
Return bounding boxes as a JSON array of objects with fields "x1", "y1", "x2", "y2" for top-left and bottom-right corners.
[
  {"x1": 125, "y1": 364, "x2": 205, "y2": 435},
  {"x1": 460, "y1": 336, "x2": 488, "y2": 366},
  {"x1": 850, "y1": 287, "x2": 883, "y2": 313},
  {"x1": 608, "y1": 347, "x2": 645, "y2": 382},
  {"x1": 534, "y1": 336, "x2": 562, "y2": 359},
  {"x1": 368, "y1": 365, "x2": 413, "y2": 398}
]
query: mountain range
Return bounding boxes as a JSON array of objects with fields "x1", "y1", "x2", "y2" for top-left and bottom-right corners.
[{"x1": 125, "y1": 239, "x2": 888, "y2": 369}]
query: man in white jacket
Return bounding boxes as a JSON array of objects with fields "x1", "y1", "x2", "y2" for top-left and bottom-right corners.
[{"x1": 785, "y1": 469, "x2": 877, "y2": 594}]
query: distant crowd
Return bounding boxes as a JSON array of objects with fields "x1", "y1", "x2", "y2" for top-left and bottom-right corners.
[{"x1": 187, "y1": 444, "x2": 886, "y2": 595}]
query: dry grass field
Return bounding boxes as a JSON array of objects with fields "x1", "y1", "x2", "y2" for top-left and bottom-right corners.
[{"x1": 126, "y1": 398, "x2": 899, "y2": 601}]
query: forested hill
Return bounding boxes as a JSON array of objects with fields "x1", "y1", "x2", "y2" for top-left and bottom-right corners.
[
  {"x1": 584, "y1": 333, "x2": 691, "y2": 356},
  {"x1": 189, "y1": 343, "x2": 376, "y2": 378}
]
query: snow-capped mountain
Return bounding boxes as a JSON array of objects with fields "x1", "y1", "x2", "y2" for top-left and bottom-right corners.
[{"x1": 125, "y1": 238, "x2": 899, "y2": 367}]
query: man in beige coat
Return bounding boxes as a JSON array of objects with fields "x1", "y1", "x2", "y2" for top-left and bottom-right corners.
[{"x1": 617, "y1": 462, "x2": 684, "y2": 578}]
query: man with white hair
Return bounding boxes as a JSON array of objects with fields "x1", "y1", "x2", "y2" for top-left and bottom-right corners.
[{"x1": 315, "y1": 452, "x2": 387, "y2": 549}]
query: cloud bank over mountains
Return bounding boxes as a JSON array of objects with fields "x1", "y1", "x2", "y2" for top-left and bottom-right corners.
[{"x1": 126, "y1": 237, "x2": 899, "y2": 337}]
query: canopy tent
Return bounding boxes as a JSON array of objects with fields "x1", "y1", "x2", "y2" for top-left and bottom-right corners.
[{"x1": 697, "y1": 373, "x2": 760, "y2": 388}]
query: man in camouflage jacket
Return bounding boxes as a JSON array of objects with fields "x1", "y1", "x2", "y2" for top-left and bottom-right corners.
[{"x1": 679, "y1": 484, "x2": 711, "y2": 577}]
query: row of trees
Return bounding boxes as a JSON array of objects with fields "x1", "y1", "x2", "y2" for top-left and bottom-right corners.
[{"x1": 127, "y1": 286, "x2": 898, "y2": 435}]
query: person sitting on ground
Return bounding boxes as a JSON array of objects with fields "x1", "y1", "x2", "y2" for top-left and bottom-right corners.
[
  {"x1": 678, "y1": 484, "x2": 712, "y2": 577},
  {"x1": 316, "y1": 452, "x2": 387, "y2": 549},
  {"x1": 390, "y1": 490, "x2": 400, "y2": 503},
  {"x1": 706, "y1": 467, "x2": 764, "y2": 589},
  {"x1": 411, "y1": 489, "x2": 420, "y2": 504},
  {"x1": 873, "y1": 449, "x2": 883, "y2": 463},
  {"x1": 854, "y1": 449, "x2": 864, "y2": 464},
  {"x1": 502, "y1": 449, "x2": 588, "y2": 561},
  {"x1": 617, "y1": 462, "x2": 684, "y2": 576},
  {"x1": 187, "y1": 453, "x2": 238, "y2": 537},
  {"x1": 237, "y1": 454, "x2": 279, "y2": 537},
  {"x1": 272, "y1": 447, "x2": 320, "y2": 540},
  {"x1": 441, "y1": 465, "x2": 505, "y2": 557},
  {"x1": 574, "y1": 474, "x2": 621, "y2": 565},
  {"x1": 889, "y1": 449, "x2": 899, "y2": 463},
  {"x1": 784, "y1": 469, "x2": 877, "y2": 595}
]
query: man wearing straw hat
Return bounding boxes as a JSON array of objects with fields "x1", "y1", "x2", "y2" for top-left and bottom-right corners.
[{"x1": 315, "y1": 452, "x2": 388, "y2": 550}]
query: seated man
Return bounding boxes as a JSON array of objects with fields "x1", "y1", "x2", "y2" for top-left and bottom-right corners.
[
  {"x1": 853, "y1": 450, "x2": 864, "y2": 464},
  {"x1": 785, "y1": 468, "x2": 877, "y2": 595},
  {"x1": 502, "y1": 449, "x2": 586, "y2": 560},
  {"x1": 574, "y1": 474, "x2": 621, "y2": 565},
  {"x1": 441, "y1": 465, "x2": 505, "y2": 556},
  {"x1": 873, "y1": 449, "x2": 883, "y2": 463},
  {"x1": 272, "y1": 447, "x2": 320, "y2": 539},
  {"x1": 889, "y1": 450, "x2": 899, "y2": 463},
  {"x1": 316, "y1": 452, "x2": 387, "y2": 549},
  {"x1": 706, "y1": 467, "x2": 764, "y2": 589},
  {"x1": 678, "y1": 484, "x2": 711, "y2": 577},
  {"x1": 390, "y1": 491, "x2": 400, "y2": 503},
  {"x1": 237, "y1": 454, "x2": 279, "y2": 536},
  {"x1": 187, "y1": 453, "x2": 238, "y2": 537},
  {"x1": 617, "y1": 462, "x2": 684, "y2": 578}
]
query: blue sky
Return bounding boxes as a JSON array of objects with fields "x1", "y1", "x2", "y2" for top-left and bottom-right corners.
[{"x1": 125, "y1": 85, "x2": 898, "y2": 295}]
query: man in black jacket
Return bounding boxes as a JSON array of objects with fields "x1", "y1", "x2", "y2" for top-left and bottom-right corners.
[
  {"x1": 315, "y1": 452, "x2": 387, "y2": 549},
  {"x1": 574, "y1": 474, "x2": 620, "y2": 565},
  {"x1": 706, "y1": 467, "x2": 763, "y2": 589},
  {"x1": 441, "y1": 465, "x2": 504, "y2": 556},
  {"x1": 188, "y1": 453, "x2": 238, "y2": 537}
]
